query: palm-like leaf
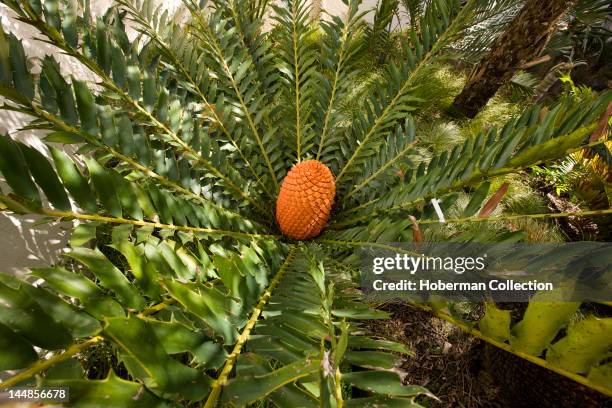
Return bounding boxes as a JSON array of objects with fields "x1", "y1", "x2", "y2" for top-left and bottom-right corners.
[{"x1": 0, "y1": 0, "x2": 610, "y2": 406}]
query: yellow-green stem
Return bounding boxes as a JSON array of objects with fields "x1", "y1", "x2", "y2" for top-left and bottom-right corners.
[
  {"x1": 39, "y1": 209, "x2": 280, "y2": 240},
  {"x1": 0, "y1": 337, "x2": 104, "y2": 389},
  {"x1": 203, "y1": 247, "x2": 297, "y2": 408},
  {"x1": 335, "y1": 367, "x2": 344, "y2": 408},
  {"x1": 416, "y1": 208, "x2": 612, "y2": 224},
  {"x1": 138, "y1": 298, "x2": 177, "y2": 317}
]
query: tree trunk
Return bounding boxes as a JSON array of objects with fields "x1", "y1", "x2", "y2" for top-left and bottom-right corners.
[{"x1": 451, "y1": 0, "x2": 576, "y2": 119}]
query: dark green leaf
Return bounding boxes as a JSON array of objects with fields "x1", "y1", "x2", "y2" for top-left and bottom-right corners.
[
  {"x1": 43, "y1": 131, "x2": 85, "y2": 144},
  {"x1": 111, "y1": 44, "x2": 127, "y2": 88},
  {"x1": 0, "y1": 134, "x2": 40, "y2": 202},
  {"x1": 110, "y1": 171, "x2": 143, "y2": 220},
  {"x1": 222, "y1": 358, "x2": 320, "y2": 406},
  {"x1": 192, "y1": 341, "x2": 228, "y2": 369},
  {"x1": 43, "y1": 358, "x2": 84, "y2": 380},
  {"x1": 66, "y1": 247, "x2": 145, "y2": 310},
  {"x1": 146, "y1": 319, "x2": 207, "y2": 354},
  {"x1": 127, "y1": 66, "x2": 141, "y2": 99},
  {"x1": 462, "y1": 182, "x2": 490, "y2": 217},
  {"x1": 117, "y1": 116, "x2": 135, "y2": 157},
  {"x1": 95, "y1": 20, "x2": 111, "y2": 73},
  {"x1": 73, "y1": 79, "x2": 99, "y2": 135},
  {"x1": 143, "y1": 70, "x2": 156, "y2": 112},
  {"x1": 50, "y1": 147, "x2": 97, "y2": 213},
  {"x1": 31, "y1": 267, "x2": 124, "y2": 319},
  {"x1": 43, "y1": 0, "x2": 60, "y2": 30},
  {"x1": 41, "y1": 371, "x2": 169, "y2": 407},
  {"x1": 0, "y1": 281, "x2": 72, "y2": 349},
  {"x1": 8, "y1": 35, "x2": 34, "y2": 100},
  {"x1": 70, "y1": 222, "x2": 98, "y2": 247},
  {"x1": 84, "y1": 158, "x2": 122, "y2": 217},
  {"x1": 342, "y1": 371, "x2": 431, "y2": 397},
  {"x1": 235, "y1": 353, "x2": 318, "y2": 407},
  {"x1": 162, "y1": 279, "x2": 238, "y2": 344},
  {"x1": 103, "y1": 316, "x2": 211, "y2": 400},
  {"x1": 62, "y1": 3, "x2": 78, "y2": 48},
  {"x1": 20, "y1": 283, "x2": 101, "y2": 338},
  {"x1": 0, "y1": 322, "x2": 38, "y2": 370},
  {"x1": 0, "y1": 27, "x2": 12, "y2": 83},
  {"x1": 344, "y1": 351, "x2": 401, "y2": 369},
  {"x1": 18, "y1": 143, "x2": 71, "y2": 210}
]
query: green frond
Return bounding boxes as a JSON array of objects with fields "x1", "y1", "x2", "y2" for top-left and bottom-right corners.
[
  {"x1": 449, "y1": 0, "x2": 522, "y2": 63},
  {"x1": 0, "y1": 135, "x2": 264, "y2": 238},
  {"x1": 0, "y1": 222, "x2": 285, "y2": 399},
  {"x1": 315, "y1": 0, "x2": 366, "y2": 161},
  {"x1": 343, "y1": 117, "x2": 417, "y2": 203},
  {"x1": 209, "y1": 245, "x2": 432, "y2": 406},
  {"x1": 185, "y1": 0, "x2": 282, "y2": 188},
  {"x1": 360, "y1": 0, "x2": 399, "y2": 68},
  {"x1": 272, "y1": 0, "x2": 319, "y2": 162},
  {"x1": 0, "y1": 17, "x2": 270, "y2": 217},
  {"x1": 118, "y1": 0, "x2": 279, "y2": 199},
  {"x1": 401, "y1": 0, "x2": 425, "y2": 25},
  {"x1": 333, "y1": 0, "x2": 467, "y2": 188},
  {"x1": 334, "y1": 92, "x2": 611, "y2": 228}
]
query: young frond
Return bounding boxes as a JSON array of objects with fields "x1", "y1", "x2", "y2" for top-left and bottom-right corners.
[
  {"x1": 186, "y1": 0, "x2": 284, "y2": 189},
  {"x1": 343, "y1": 117, "x2": 417, "y2": 203},
  {"x1": 272, "y1": 0, "x2": 320, "y2": 162},
  {"x1": 315, "y1": 0, "x2": 365, "y2": 161},
  {"x1": 332, "y1": 0, "x2": 465, "y2": 187}
]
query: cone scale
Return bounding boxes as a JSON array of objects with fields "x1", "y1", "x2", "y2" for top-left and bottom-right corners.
[{"x1": 275, "y1": 160, "x2": 336, "y2": 240}]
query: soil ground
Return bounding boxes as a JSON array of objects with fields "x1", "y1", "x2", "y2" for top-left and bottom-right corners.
[{"x1": 368, "y1": 303, "x2": 612, "y2": 408}]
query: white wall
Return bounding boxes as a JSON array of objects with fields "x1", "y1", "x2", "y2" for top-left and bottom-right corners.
[
  {"x1": 0, "y1": 3, "x2": 95, "y2": 276},
  {"x1": 322, "y1": 0, "x2": 410, "y2": 27}
]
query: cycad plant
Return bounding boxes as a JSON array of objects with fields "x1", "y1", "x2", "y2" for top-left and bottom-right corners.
[{"x1": 0, "y1": 0, "x2": 610, "y2": 406}]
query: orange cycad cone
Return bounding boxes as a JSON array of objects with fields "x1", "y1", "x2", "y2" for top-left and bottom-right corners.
[{"x1": 276, "y1": 160, "x2": 336, "y2": 240}]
